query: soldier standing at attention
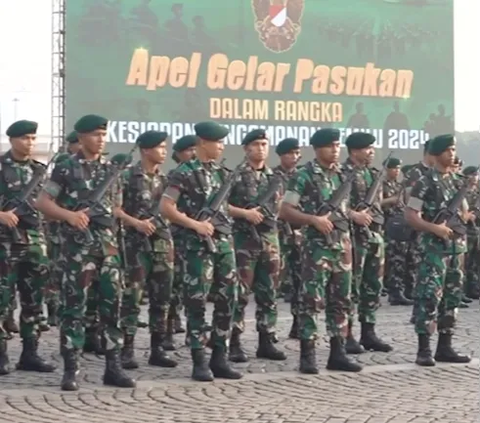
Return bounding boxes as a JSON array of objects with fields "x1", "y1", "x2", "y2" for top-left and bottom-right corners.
[
  {"x1": 163, "y1": 134, "x2": 197, "y2": 351},
  {"x1": 382, "y1": 157, "x2": 413, "y2": 306},
  {"x1": 36, "y1": 114, "x2": 135, "y2": 391},
  {"x1": 228, "y1": 129, "x2": 286, "y2": 363},
  {"x1": 342, "y1": 132, "x2": 392, "y2": 354},
  {"x1": 118, "y1": 131, "x2": 177, "y2": 370},
  {"x1": 272, "y1": 138, "x2": 303, "y2": 339},
  {"x1": 0, "y1": 120, "x2": 56, "y2": 376},
  {"x1": 160, "y1": 121, "x2": 241, "y2": 382},
  {"x1": 404, "y1": 134, "x2": 472, "y2": 366},
  {"x1": 280, "y1": 128, "x2": 362, "y2": 374}
]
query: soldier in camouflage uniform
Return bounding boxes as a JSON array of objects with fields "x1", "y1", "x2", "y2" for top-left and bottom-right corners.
[
  {"x1": 463, "y1": 166, "x2": 480, "y2": 299},
  {"x1": 0, "y1": 120, "x2": 56, "y2": 376},
  {"x1": 280, "y1": 128, "x2": 362, "y2": 374},
  {"x1": 404, "y1": 134, "x2": 472, "y2": 366},
  {"x1": 272, "y1": 138, "x2": 303, "y2": 339},
  {"x1": 66, "y1": 131, "x2": 81, "y2": 155},
  {"x1": 36, "y1": 114, "x2": 135, "y2": 391},
  {"x1": 228, "y1": 129, "x2": 286, "y2": 363},
  {"x1": 163, "y1": 135, "x2": 196, "y2": 350},
  {"x1": 341, "y1": 132, "x2": 392, "y2": 354},
  {"x1": 118, "y1": 131, "x2": 177, "y2": 369},
  {"x1": 160, "y1": 121, "x2": 241, "y2": 381},
  {"x1": 382, "y1": 157, "x2": 413, "y2": 306}
]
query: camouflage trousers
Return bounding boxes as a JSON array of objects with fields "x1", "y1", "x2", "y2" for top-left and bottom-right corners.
[
  {"x1": 183, "y1": 239, "x2": 238, "y2": 350},
  {"x1": 404, "y1": 237, "x2": 422, "y2": 295},
  {"x1": 298, "y1": 239, "x2": 352, "y2": 340},
  {"x1": 121, "y1": 248, "x2": 174, "y2": 336},
  {"x1": 168, "y1": 239, "x2": 185, "y2": 322},
  {"x1": 279, "y1": 239, "x2": 302, "y2": 316},
  {"x1": 384, "y1": 238, "x2": 408, "y2": 294},
  {"x1": 0, "y1": 241, "x2": 49, "y2": 340},
  {"x1": 465, "y1": 234, "x2": 480, "y2": 295},
  {"x1": 233, "y1": 232, "x2": 280, "y2": 334},
  {"x1": 84, "y1": 282, "x2": 100, "y2": 329},
  {"x1": 414, "y1": 251, "x2": 464, "y2": 335},
  {"x1": 45, "y1": 241, "x2": 62, "y2": 307},
  {"x1": 59, "y1": 246, "x2": 123, "y2": 351},
  {"x1": 350, "y1": 239, "x2": 384, "y2": 324}
]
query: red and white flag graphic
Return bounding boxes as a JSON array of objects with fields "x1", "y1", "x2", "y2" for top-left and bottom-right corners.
[{"x1": 269, "y1": 4, "x2": 287, "y2": 27}]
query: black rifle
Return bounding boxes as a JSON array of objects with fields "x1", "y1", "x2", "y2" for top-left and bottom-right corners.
[
  {"x1": 194, "y1": 157, "x2": 247, "y2": 253},
  {"x1": 316, "y1": 170, "x2": 355, "y2": 245},
  {"x1": 384, "y1": 182, "x2": 415, "y2": 242},
  {"x1": 0, "y1": 152, "x2": 59, "y2": 243},
  {"x1": 72, "y1": 144, "x2": 137, "y2": 243},
  {"x1": 244, "y1": 173, "x2": 283, "y2": 245},
  {"x1": 354, "y1": 151, "x2": 392, "y2": 236},
  {"x1": 137, "y1": 190, "x2": 171, "y2": 252}
]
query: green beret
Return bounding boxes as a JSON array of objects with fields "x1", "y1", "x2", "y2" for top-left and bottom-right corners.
[
  {"x1": 173, "y1": 135, "x2": 197, "y2": 152},
  {"x1": 428, "y1": 134, "x2": 455, "y2": 156},
  {"x1": 6, "y1": 120, "x2": 38, "y2": 138},
  {"x1": 242, "y1": 128, "x2": 268, "y2": 146},
  {"x1": 463, "y1": 166, "x2": 479, "y2": 176},
  {"x1": 66, "y1": 131, "x2": 78, "y2": 144},
  {"x1": 110, "y1": 153, "x2": 132, "y2": 166},
  {"x1": 384, "y1": 157, "x2": 402, "y2": 169},
  {"x1": 74, "y1": 114, "x2": 108, "y2": 133},
  {"x1": 194, "y1": 121, "x2": 229, "y2": 141},
  {"x1": 401, "y1": 164, "x2": 413, "y2": 175},
  {"x1": 345, "y1": 132, "x2": 376, "y2": 150},
  {"x1": 310, "y1": 128, "x2": 340, "y2": 148},
  {"x1": 54, "y1": 153, "x2": 71, "y2": 164},
  {"x1": 275, "y1": 138, "x2": 299, "y2": 155},
  {"x1": 136, "y1": 130, "x2": 168, "y2": 149}
]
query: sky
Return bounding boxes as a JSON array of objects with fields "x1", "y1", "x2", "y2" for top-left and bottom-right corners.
[{"x1": 0, "y1": 0, "x2": 478, "y2": 136}]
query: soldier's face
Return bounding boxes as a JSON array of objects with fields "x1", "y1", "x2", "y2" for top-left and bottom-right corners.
[
  {"x1": 438, "y1": 146, "x2": 455, "y2": 167},
  {"x1": 147, "y1": 141, "x2": 167, "y2": 164},
  {"x1": 280, "y1": 149, "x2": 301, "y2": 168},
  {"x1": 246, "y1": 139, "x2": 269, "y2": 162},
  {"x1": 11, "y1": 134, "x2": 36, "y2": 157},
  {"x1": 387, "y1": 168, "x2": 400, "y2": 179},
  {"x1": 201, "y1": 139, "x2": 224, "y2": 160},
  {"x1": 177, "y1": 146, "x2": 196, "y2": 162},
  {"x1": 80, "y1": 129, "x2": 107, "y2": 155},
  {"x1": 317, "y1": 141, "x2": 340, "y2": 164}
]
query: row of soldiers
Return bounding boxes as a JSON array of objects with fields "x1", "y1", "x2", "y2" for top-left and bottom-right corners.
[{"x1": 0, "y1": 116, "x2": 475, "y2": 391}]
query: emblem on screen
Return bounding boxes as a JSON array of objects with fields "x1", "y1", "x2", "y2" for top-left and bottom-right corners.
[{"x1": 252, "y1": 0, "x2": 305, "y2": 53}]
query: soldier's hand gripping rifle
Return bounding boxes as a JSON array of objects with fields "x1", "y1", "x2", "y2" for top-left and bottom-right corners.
[
  {"x1": 194, "y1": 157, "x2": 247, "y2": 253},
  {"x1": 137, "y1": 191, "x2": 171, "y2": 252},
  {"x1": 72, "y1": 144, "x2": 137, "y2": 243},
  {"x1": 0, "y1": 152, "x2": 59, "y2": 243}
]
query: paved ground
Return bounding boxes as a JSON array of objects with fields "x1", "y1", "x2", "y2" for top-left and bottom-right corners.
[{"x1": 1, "y1": 299, "x2": 478, "y2": 422}]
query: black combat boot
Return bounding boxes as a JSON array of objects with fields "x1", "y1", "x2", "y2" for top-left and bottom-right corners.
[
  {"x1": 0, "y1": 339, "x2": 10, "y2": 375},
  {"x1": 121, "y1": 335, "x2": 139, "y2": 369},
  {"x1": 299, "y1": 339, "x2": 318, "y2": 374},
  {"x1": 162, "y1": 319, "x2": 176, "y2": 351},
  {"x1": 4, "y1": 311, "x2": 19, "y2": 334},
  {"x1": 415, "y1": 334, "x2": 435, "y2": 367},
  {"x1": 16, "y1": 337, "x2": 56, "y2": 372},
  {"x1": 149, "y1": 333, "x2": 177, "y2": 367},
  {"x1": 360, "y1": 322, "x2": 393, "y2": 352},
  {"x1": 256, "y1": 332, "x2": 287, "y2": 361},
  {"x1": 47, "y1": 303, "x2": 58, "y2": 326},
  {"x1": 61, "y1": 348, "x2": 80, "y2": 391},
  {"x1": 461, "y1": 295, "x2": 472, "y2": 304},
  {"x1": 210, "y1": 346, "x2": 243, "y2": 379},
  {"x1": 434, "y1": 333, "x2": 471, "y2": 363},
  {"x1": 388, "y1": 291, "x2": 414, "y2": 306},
  {"x1": 191, "y1": 349, "x2": 214, "y2": 382},
  {"x1": 228, "y1": 329, "x2": 248, "y2": 363},
  {"x1": 83, "y1": 327, "x2": 101, "y2": 354},
  {"x1": 327, "y1": 337, "x2": 363, "y2": 372},
  {"x1": 103, "y1": 348, "x2": 136, "y2": 387},
  {"x1": 288, "y1": 316, "x2": 299, "y2": 339},
  {"x1": 345, "y1": 322, "x2": 364, "y2": 354},
  {"x1": 174, "y1": 315, "x2": 186, "y2": 334}
]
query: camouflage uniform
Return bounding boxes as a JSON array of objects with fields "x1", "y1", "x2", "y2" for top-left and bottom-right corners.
[
  {"x1": 0, "y1": 150, "x2": 54, "y2": 374},
  {"x1": 120, "y1": 161, "x2": 176, "y2": 368},
  {"x1": 465, "y1": 186, "x2": 480, "y2": 297},
  {"x1": 228, "y1": 161, "x2": 286, "y2": 362},
  {"x1": 45, "y1": 220, "x2": 62, "y2": 320}
]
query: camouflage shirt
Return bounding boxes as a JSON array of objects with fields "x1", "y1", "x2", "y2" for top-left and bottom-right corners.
[
  {"x1": 382, "y1": 178, "x2": 403, "y2": 219},
  {"x1": 405, "y1": 161, "x2": 430, "y2": 190},
  {"x1": 283, "y1": 159, "x2": 350, "y2": 251},
  {"x1": 407, "y1": 168, "x2": 467, "y2": 254},
  {"x1": 43, "y1": 150, "x2": 122, "y2": 248},
  {"x1": 466, "y1": 184, "x2": 480, "y2": 232},
  {"x1": 0, "y1": 150, "x2": 46, "y2": 243}
]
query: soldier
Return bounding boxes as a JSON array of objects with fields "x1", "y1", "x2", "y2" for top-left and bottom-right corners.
[
  {"x1": 382, "y1": 157, "x2": 413, "y2": 306},
  {"x1": 463, "y1": 166, "x2": 479, "y2": 299},
  {"x1": 0, "y1": 120, "x2": 56, "y2": 375},
  {"x1": 228, "y1": 129, "x2": 286, "y2": 363},
  {"x1": 118, "y1": 131, "x2": 177, "y2": 369},
  {"x1": 272, "y1": 138, "x2": 303, "y2": 339},
  {"x1": 404, "y1": 134, "x2": 472, "y2": 366},
  {"x1": 280, "y1": 128, "x2": 362, "y2": 373},
  {"x1": 341, "y1": 132, "x2": 392, "y2": 354},
  {"x1": 160, "y1": 121, "x2": 241, "y2": 381},
  {"x1": 164, "y1": 134, "x2": 197, "y2": 351},
  {"x1": 66, "y1": 131, "x2": 81, "y2": 155},
  {"x1": 36, "y1": 114, "x2": 135, "y2": 391}
]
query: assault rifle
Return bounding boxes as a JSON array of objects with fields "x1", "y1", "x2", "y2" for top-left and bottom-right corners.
[
  {"x1": 137, "y1": 190, "x2": 171, "y2": 252},
  {"x1": 384, "y1": 182, "x2": 415, "y2": 242},
  {"x1": 0, "y1": 152, "x2": 59, "y2": 243},
  {"x1": 194, "y1": 157, "x2": 247, "y2": 253},
  {"x1": 316, "y1": 169, "x2": 355, "y2": 245},
  {"x1": 72, "y1": 144, "x2": 137, "y2": 243}
]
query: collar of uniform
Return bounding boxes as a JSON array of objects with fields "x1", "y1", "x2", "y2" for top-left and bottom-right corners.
[
  {"x1": 344, "y1": 156, "x2": 364, "y2": 170},
  {"x1": 274, "y1": 164, "x2": 295, "y2": 176},
  {"x1": 243, "y1": 161, "x2": 272, "y2": 175},
  {"x1": 311, "y1": 158, "x2": 339, "y2": 175},
  {"x1": 1, "y1": 149, "x2": 32, "y2": 166},
  {"x1": 74, "y1": 150, "x2": 106, "y2": 164},
  {"x1": 133, "y1": 160, "x2": 164, "y2": 176}
]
